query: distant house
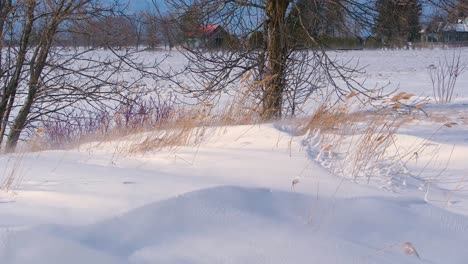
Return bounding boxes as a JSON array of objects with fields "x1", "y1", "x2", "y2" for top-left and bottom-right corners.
[
  {"x1": 443, "y1": 18, "x2": 468, "y2": 42},
  {"x1": 420, "y1": 17, "x2": 468, "y2": 44},
  {"x1": 420, "y1": 22, "x2": 445, "y2": 42},
  {"x1": 186, "y1": 24, "x2": 230, "y2": 49}
]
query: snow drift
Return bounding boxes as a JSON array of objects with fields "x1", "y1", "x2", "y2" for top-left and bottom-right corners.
[{"x1": 2, "y1": 186, "x2": 467, "y2": 264}]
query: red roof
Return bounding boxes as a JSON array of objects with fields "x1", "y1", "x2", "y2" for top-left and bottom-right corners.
[
  {"x1": 200, "y1": 25, "x2": 219, "y2": 35},
  {"x1": 185, "y1": 24, "x2": 221, "y2": 38}
]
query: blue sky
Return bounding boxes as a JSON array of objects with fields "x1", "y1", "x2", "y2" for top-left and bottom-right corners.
[
  {"x1": 128, "y1": 0, "x2": 152, "y2": 11},
  {"x1": 120, "y1": 0, "x2": 435, "y2": 22},
  {"x1": 104, "y1": 0, "x2": 153, "y2": 12}
]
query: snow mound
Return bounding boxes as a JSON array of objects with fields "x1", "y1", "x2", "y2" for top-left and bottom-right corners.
[{"x1": 2, "y1": 186, "x2": 468, "y2": 264}]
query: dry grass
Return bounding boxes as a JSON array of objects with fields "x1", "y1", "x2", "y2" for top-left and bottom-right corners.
[
  {"x1": 301, "y1": 102, "x2": 351, "y2": 134},
  {"x1": 300, "y1": 92, "x2": 435, "y2": 187},
  {"x1": 128, "y1": 96, "x2": 261, "y2": 153},
  {"x1": 51, "y1": 93, "x2": 261, "y2": 156},
  {"x1": 313, "y1": 113, "x2": 406, "y2": 184},
  {"x1": 361, "y1": 241, "x2": 420, "y2": 263},
  {"x1": 0, "y1": 153, "x2": 25, "y2": 192},
  {"x1": 429, "y1": 111, "x2": 468, "y2": 125},
  {"x1": 126, "y1": 108, "x2": 209, "y2": 153},
  {"x1": 18, "y1": 84, "x2": 262, "y2": 154},
  {"x1": 346, "y1": 116, "x2": 404, "y2": 182},
  {"x1": 298, "y1": 92, "x2": 463, "y2": 189}
]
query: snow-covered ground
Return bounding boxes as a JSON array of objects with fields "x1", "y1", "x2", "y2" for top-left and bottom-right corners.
[
  {"x1": 110, "y1": 47, "x2": 468, "y2": 104},
  {"x1": 330, "y1": 48, "x2": 468, "y2": 102},
  {"x1": 1, "y1": 48, "x2": 468, "y2": 263},
  {"x1": 159, "y1": 47, "x2": 468, "y2": 99}
]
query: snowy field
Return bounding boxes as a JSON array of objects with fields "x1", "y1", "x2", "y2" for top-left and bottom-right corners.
[
  {"x1": 1, "y1": 48, "x2": 468, "y2": 263},
  {"x1": 331, "y1": 48, "x2": 468, "y2": 101},
  {"x1": 146, "y1": 47, "x2": 468, "y2": 101}
]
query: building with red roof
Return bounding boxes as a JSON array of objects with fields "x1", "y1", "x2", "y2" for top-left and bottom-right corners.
[{"x1": 185, "y1": 24, "x2": 229, "y2": 49}]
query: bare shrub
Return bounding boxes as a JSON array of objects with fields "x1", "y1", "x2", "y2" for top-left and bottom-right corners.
[
  {"x1": 36, "y1": 95, "x2": 174, "y2": 150},
  {"x1": 429, "y1": 52, "x2": 468, "y2": 104}
]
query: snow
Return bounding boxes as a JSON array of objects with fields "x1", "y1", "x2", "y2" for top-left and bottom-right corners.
[
  {"x1": 1, "y1": 48, "x2": 468, "y2": 263},
  {"x1": 328, "y1": 48, "x2": 468, "y2": 102},
  {"x1": 3, "y1": 186, "x2": 468, "y2": 264}
]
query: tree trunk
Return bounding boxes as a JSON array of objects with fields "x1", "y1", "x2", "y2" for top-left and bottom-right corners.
[
  {"x1": 262, "y1": 0, "x2": 289, "y2": 120},
  {"x1": 5, "y1": 41, "x2": 49, "y2": 152},
  {"x1": 6, "y1": 41, "x2": 54, "y2": 151},
  {"x1": 0, "y1": 93, "x2": 15, "y2": 146},
  {"x1": 0, "y1": 1, "x2": 35, "y2": 147},
  {"x1": 6, "y1": 7, "x2": 58, "y2": 152},
  {"x1": 5, "y1": 83, "x2": 37, "y2": 151}
]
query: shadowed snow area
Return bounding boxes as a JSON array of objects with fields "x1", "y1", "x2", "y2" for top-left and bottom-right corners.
[{"x1": 2, "y1": 186, "x2": 468, "y2": 264}]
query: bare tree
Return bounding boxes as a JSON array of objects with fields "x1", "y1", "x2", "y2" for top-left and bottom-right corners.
[
  {"x1": 159, "y1": 14, "x2": 178, "y2": 50},
  {"x1": 0, "y1": 0, "x2": 164, "y2": 152},
  {"x1": 130, "y1": 12, "x2": 146, "y2": 49},
  {"x1": 144, "y1": 11, "x2": 160, "y2": 49},
  {"x1": 373, "y1": 0, "x2": 422, "y2": 47},
  {"x1": 155, "y1": 0, "x2": 375, "y2": 120},
  {"x1": 0, "y1": 0, "x2": 36, "y2": 147}
]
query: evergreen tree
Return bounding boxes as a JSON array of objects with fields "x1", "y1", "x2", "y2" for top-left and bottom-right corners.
[
  {"x1": 407, "y1": 0, "x2": 422, "y2": 41},
  {"x1": 374, "y1": 0, "x2": 422, "y2": 46}
]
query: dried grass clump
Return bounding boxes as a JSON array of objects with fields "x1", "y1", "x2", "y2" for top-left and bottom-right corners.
[
  {"x1": 302, "y1": 92, "x2": 428, "y2": 188},
  {"x1": 346, "y1": 116, "x2": 405, "y2": 183},
  {"x1": 307, "y1": 112, "x2": 406, "y2": 185},
  {"x1": 27, "y1": 87, "x2": 262, "y2": 154},
  {"x1": 127, "y1": 93, "x2": 261, "y2": 153},
  {"x1": 303, "y1": 103, "x2": 350, "y2": 133},
  {"x1": 0, "y1": 153, "x2": 25, "y2": 192},
  {"x1": 361, "y1": 241, "x2": 421, "y2": 262},
  {"x1": 303, "y1": 88, "x2": 460, "y2": 191},
  {"x1": 126, "y1": 107, "x2": 210, "y2": 153}
]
